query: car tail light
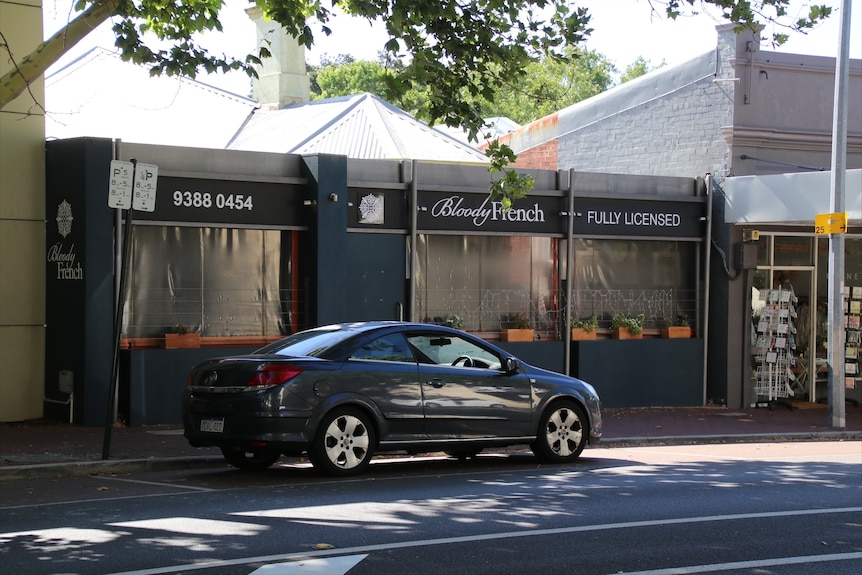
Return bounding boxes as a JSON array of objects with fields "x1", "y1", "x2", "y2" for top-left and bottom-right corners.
[{"x1": 246, "y1": 365, "x2": 303, "y2": 390}]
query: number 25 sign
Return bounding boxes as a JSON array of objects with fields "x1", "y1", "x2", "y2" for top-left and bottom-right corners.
[{"x1": 814, "y1": 212, "x2": 848, "y2": 235}]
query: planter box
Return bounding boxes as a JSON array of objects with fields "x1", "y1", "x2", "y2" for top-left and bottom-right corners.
[
  {"x1": 164, "y1": 333, "x2": 201, "y2": 349},
  {"x1": 611, "y1": 327, "x2": 642, "y2": 340},
  {"x1": 570, "y1": 328, "x2": 597, "y2": 341},
  {"x1": 661, "y1": 326, "x2": 692, "y2": 339},
  {"x1": 502, "y1": 329, "x2": 534, "y2": 342}
]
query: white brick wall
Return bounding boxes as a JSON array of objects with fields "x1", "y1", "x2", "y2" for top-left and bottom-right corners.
[{"x1": 556, "y1": 26, "x2": 743, "y2": 180}]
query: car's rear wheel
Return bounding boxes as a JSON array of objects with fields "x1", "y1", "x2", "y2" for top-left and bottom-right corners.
[
  {"x1": 531, "y1": 400, "x2": 588, "y2": 463},
  {"x1": 309, "y1": 407, "x2": 376, "y2": 476},
  {"x1": 220, "y1": 447, "x2": 280, "y2": 471}
]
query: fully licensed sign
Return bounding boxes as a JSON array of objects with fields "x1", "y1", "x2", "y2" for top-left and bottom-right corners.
[
  {"x1": 572, "y1": 197, "x2": 704, "y2": 239},
  {"x1": 131, "y1": 176, "x2": 304, "y2": 227},
  {"x1": 417, "y1": 191, "x2": 705, "y2": 238}
]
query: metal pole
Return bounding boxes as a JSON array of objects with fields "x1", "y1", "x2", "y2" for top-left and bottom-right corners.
[
  {"x1": 702, "y1": 176, "x2": 714, "y2": 406},
  {"x1": 408, "y1": 160, "x2": 418, "y2": 323},
  {"x1": 102, "y1": 159, "x2": 136, "y2": 459},
  {"x1": 563, "y1": 169, "x2": 575, "y2": 376},
  {"x1": 828, "y1": 0, "x2": 852, "y2": 428}
]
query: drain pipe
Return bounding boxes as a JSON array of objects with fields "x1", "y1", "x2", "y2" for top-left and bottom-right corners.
[{"x1": 702, "y1": 174, "x2": 714, "y2": 406}]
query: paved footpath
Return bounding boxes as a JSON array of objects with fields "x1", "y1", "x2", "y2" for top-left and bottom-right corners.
[{"x1": 1, "y1": 403, "x2": 860, "y2": 480}]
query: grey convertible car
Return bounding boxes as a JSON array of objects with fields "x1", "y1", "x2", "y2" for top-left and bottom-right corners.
[{"x1": 182, "y1": 321, "x2": 602, "y2": 475}]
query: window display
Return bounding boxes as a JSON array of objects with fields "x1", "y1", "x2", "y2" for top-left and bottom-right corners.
[
  {"x1": 846, "y1": 286, "x2": 861, "y2": 390},
  {"x1": 414, "y1": 235, "x2": 556, "y2": 334},
  {"x1": 124, "y1": 226, "x2": 298, "y2": 338},
  {"x1": 753, "y1": 287, "x2": 797, "y2": 404}
]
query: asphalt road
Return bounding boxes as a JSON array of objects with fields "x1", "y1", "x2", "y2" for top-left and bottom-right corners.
[{"x1": 1, "y1": 442, "x2": 860, "y2": 575}]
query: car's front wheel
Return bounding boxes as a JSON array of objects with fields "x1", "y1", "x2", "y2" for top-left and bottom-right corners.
[
  {"x1": 220, "y1": 447, "x2": 280, "y2": 471},
  {"x1": 309, "y1": 407, "x2": 376, "y2": 476},
  {"x1": 531, "y1": 400, "x2": 588, "y2": 463}
]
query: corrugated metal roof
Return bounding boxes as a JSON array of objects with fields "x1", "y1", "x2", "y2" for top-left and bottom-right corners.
[
  {"x1": 227, "y1": 93, "x2": 489, "y2": 163},
  {"x1": 45, "y1": 48, "x2": 258, "y2": 149},
  {"x1": 44, "y1": 48, "x2": 487, "y2": 164}
]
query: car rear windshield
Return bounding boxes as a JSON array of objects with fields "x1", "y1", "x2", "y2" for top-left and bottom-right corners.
[{"x1": 255, "y1": 328, "x2": 356, "y2": 358}]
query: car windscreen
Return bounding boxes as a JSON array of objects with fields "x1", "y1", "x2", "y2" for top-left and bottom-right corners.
[{"x1": 255, "y1": 328, "x2": 357, "y2": 358}]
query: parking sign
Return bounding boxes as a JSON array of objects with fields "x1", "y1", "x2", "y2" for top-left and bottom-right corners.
[
  {"x1": 108, "y1": 160, "x2": 134, "y2": 209},
  {"x1": 133, "y1": 163, "x2": 159, "y2": 212}
]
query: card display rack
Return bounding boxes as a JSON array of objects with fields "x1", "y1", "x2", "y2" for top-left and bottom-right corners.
[
  {"x1": 844, "y1": 286, "x2": 861, "y2": 391},
  {"x1": 753, "y1": 287, "x2": 797, "y2": 404}
]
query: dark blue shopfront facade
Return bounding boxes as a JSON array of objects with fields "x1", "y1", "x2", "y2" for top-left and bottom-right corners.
[{"x1": 44, "y1": 139, "x2": 707, "y2": 425}]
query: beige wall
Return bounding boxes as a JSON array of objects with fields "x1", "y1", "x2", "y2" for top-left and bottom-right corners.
[
  {"x1": 0, "y1": 0, "x2": 46, "y2": 421},
  {"x1": 728, "y1": 39, "x2": 862, "y2": 176}
]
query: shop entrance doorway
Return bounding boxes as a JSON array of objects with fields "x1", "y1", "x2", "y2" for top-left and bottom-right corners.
[
  {"x1": 751, "y1": 234, "x2": 819, "y2": 404},
  {"x1": 344, "y1": 233, "x2": 407, "y2": 322}
]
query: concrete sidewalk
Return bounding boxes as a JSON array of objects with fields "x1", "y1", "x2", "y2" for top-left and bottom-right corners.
[{"x1": 1, "y1": 403, "x2": 860, "y2": 480}]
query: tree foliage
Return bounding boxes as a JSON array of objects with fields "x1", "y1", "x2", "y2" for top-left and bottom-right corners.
[
  {"x1": 310, "y1": 48, "x2": 615, "y2": 125},
  {"x1": 482, "y1": 48, "x2": 616, "y2": 124},
  {"x1": 4, "y1": 0, "x2": 834, "y2": 125},
  {"x1": 654, "y1": 0, "x2": 832, "y2": 46},
  {"x1": 620, "y1": 56, "x2": 667, "y2": 84},
  {"x1": 1, "y1": 0, "x2": 834, "y2": 204},
  {"x1": 312, "y1": 58, "x2": 389, "y2": 100}
]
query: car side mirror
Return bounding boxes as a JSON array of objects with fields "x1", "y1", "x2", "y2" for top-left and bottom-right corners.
[{"x1": 504, "y1": 357, "x2": 519, "y2": 374}]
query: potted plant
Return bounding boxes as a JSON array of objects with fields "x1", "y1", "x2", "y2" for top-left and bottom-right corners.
[
  {"x1": 661, "y1": 314, "x2": 692, "y2": 338},
  {"x1": 610, "y1": 313, "x2": 644, "y2": 340},
  {"x1": 502, "y1": 312, "x2": 534, "y2": 342},
  {"x1": 165, "y1": 322, "x2": 201, "y2": 349},
  {"x1": 570, "y1": 315, "x2": 598, "y2": 340},
  {"x1": 445, "y1": 315, "x2": 464, "y2": 330}
]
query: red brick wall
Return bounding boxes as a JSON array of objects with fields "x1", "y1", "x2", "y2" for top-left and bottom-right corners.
[{"x1": 512, "y1": 140, "x2": 558, "y2": 170}]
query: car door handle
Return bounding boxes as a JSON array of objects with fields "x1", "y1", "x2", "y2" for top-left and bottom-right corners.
[{"x1": 429, "y1": 379, "x2": 444, "y2": 388}]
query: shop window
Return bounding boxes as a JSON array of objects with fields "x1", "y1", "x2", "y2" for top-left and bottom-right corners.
[
  {"x1": 123, "y1": 226, "x2": 298, "y2": 338},
  {"x1": 414, "y1": 235, "x2": 556, "y2": 334},
  {"x1": 570, "y1": 239, "x2": 698, "y2": 331},
  {"x1": 773, "y1": 235, "x2": 813, "y2": 267},
  {"x1": 757, "y1": 235, "x2": 771, "y2": 265}
]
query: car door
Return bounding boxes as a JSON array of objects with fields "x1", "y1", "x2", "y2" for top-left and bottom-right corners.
[
  {"x1": 338, "y1": 332, "x2": 425, "y2": 441},
  {"x1": 406, "y1": 331, "x2": 532, "y2": 439}
]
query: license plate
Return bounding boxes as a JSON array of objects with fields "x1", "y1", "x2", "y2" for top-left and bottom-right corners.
[{"x1": 200, "y1": 418, "x2": 224, "y2": 433}]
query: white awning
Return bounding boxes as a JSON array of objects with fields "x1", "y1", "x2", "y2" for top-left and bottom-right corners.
[{"x1": 723, "y1": 169, "x2": 861, "y2": 224}]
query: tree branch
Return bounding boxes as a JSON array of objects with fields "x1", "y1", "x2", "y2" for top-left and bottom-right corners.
[{"x1": 1, "y1": 1, "x2": 117, "y2": 110}]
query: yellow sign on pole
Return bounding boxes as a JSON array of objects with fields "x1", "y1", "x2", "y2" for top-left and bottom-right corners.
[{"x1": 814, "y1": 212, "x2": 848, "y2": 235}]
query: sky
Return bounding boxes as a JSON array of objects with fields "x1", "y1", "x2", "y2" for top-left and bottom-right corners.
[{"x1": 44, "y1": 0, "x2": 862, "y2": 96}]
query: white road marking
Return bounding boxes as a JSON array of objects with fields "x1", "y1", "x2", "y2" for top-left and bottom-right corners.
[
  {"x1": 611, "y1": 552, "x2": 862, "y2": 574},
  {"x1": 95, "y1": 475, "x2": 215, "y2": 491},
  {"x1": 250, "y1": 555, "x2": 368, "y2": 574},
  {"x1": 103, "y1": 507, "x2": 862, "y2": 575}
]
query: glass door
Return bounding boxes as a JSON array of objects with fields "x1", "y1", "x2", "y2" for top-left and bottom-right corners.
[
  {"x1": 751, "y1": 268, "x2": 815, "y2": 403},
  {"x1": 752, "y1": 234, "x2": 818, "y2": 403}
]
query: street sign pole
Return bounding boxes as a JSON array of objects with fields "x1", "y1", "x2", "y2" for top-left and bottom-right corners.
[
  {"x1": 827, "y1": 0, "x2": 852, "y2": 429},
  {"x1": 103, "y1": 159, "x2": 137, "y2": 460},
  {"x1": 101, "y1": 157, "x2": 159, "y2": 459}
]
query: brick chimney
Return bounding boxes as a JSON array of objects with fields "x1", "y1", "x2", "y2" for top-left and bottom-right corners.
[{"x1": 246, "y1": 4, "x2": 310, "y2": 108}]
